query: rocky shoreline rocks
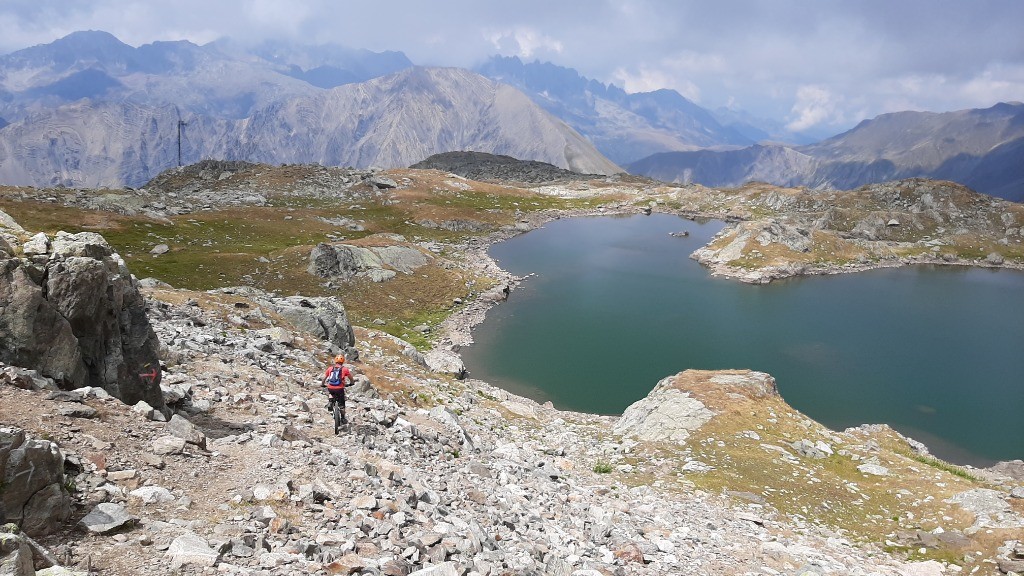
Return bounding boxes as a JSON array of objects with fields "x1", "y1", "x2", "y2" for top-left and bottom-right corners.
[
  {"x1": 692, "y1": 245, "x2": 1024, "y2": 285},
  {"x1": 683, "y1": 179, "x2": 1024, "y2": 284}
]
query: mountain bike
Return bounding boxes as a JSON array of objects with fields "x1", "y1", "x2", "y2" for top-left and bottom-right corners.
[{"x1": 328, "y1": 396, "x2": 347, "y2": 435}]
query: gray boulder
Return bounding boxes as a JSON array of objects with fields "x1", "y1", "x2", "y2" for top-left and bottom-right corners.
[
  {"x1": 614, "y1": 376, "x2": 713, "y2": 442},
  {"x1": 166, "y1": 415, "x2": 207, "y2": 450},
  {"x1": 987, "y1": 459, "x2": 1024, "y2": 481},
  {"x1": 79, "y1": 503, "x2": 134, "y2": 534},
  {"x1": 166, "y1": 532, "x2": 220, "y2": 569},
  {"x1": 0, "y1": 531, "x2": 34, "y2": 576},
  {"x1": 273, "y1": 296, "x2": 355, "y2": 352},
  {"x1": 368, "y1": 175, "x2": 398, "y2": 189},
  {"x1": 754, "y1": 220, "x2": 812, "y2": 252},
  {"x1": 791, "y1": 439, "x2": 832, "y2": 459},
  {"x1": 0, "y1": 209, "x2": 25, "y2": 234},
  {"x1": 424, "y1": 350, "x2": 467, "y2": 379},
  {"x1": 21, "y1": 233, "x2": 49, "y2": 257},
  {"x1": 308, "y1": 241, "x2": 431, "y2": 282},
  {"x1": 0, "y1": 365, "x2": 57, "y2": 392},
  {"x1": 0, "y1": 428, "x2": 71, "y2": 537},
  {"x1": 615, "y1": 370, "x2": 778, "y2": 442},
  {"x1": 0, "y1": 231, "x2": 164, "y2": 409}
]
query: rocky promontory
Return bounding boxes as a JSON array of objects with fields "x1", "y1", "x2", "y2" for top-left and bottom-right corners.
[{"x1": 683, "y1": 179, "x2": 1024, "y2": 283}]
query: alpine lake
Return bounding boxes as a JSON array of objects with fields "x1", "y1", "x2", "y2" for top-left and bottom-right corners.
[{"x1": 460, "y1": 214, "x2": 1024, "y2": 467}]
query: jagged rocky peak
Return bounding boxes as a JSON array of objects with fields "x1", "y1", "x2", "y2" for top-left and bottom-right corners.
[{"x1": 0, "y1": 211, "x2": 164, "y2": 409}]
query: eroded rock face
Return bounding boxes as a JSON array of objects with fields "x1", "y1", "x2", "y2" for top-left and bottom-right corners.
[
  {"x1": 0, "y1": 427, "x2": 71, "y2": 537},
  {"x1": 0, "y1": 230, "x2": 164, "y2": 408}
]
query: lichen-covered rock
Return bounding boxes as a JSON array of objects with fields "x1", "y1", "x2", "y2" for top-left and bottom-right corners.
[
  {"x1": 614, "y1": 376, "x2": 714, "y2": 442},
  {"x1": 0, "y1": 209, "x2": 25, "y2": 234},
  {"x1": 79, "y1": 503, "x2": 134, "y2": 534},
  {"x1": 0, "y1": 531, "x2": 34, "y2": 576},
  {"x1": 424, "y1": 350, "x2": 467, "y2": 379},
  {"x1": 0, "y1": 230, "x2": 164, "y2": 409}
]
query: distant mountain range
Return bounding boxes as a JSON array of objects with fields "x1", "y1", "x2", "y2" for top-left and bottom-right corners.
[
  {"x1": 0, "y1": 31, "x2": 616, "y2": 188},
  {"x1": 628, "y1": 102, "x2": 1024, "y2": 201},
  {"x1": 474, "y1": 56, "x2": 826, "y2": 165},
  {"x1": 477, "y1": 56, "x2": 745, "y2": 164},
  {"x1": 0, "y1": 31, "x2": 1020, "y2": 201}
]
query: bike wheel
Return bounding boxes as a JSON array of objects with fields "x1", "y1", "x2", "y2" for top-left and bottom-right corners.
[{"x1": 333, "y1": 402, "x2": 342, "y2": 435}]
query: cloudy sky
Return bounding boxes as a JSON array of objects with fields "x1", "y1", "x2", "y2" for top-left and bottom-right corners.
[{"x1": 1, "y1": 0, "x2": 1022, "y2": 134}]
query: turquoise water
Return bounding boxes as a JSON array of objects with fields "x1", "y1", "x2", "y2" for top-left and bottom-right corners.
[{"x1": 460, "y1": 214, "x2": 1024, "y2": 466}]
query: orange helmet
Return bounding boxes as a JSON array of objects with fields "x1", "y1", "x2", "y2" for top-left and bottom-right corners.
[{"x1": 333, "y1": 355, "x2": 345, "y2": 364}]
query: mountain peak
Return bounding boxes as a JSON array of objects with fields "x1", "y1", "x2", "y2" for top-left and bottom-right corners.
[
  {"x1": 2, "y1": 29, "x2": 135, "y2": 73},
  {"x1": 54, "y1": 29, "x2": 128, "y2": 47}
]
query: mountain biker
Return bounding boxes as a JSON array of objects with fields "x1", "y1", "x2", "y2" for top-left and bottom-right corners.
[{"x1": 322, "y1": 354, "x2": 353, "y2": 423}]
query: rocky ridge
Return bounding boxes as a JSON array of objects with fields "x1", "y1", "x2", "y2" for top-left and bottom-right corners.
[
  {"x1": 410, "y1": 152, "x2": 605, "y2": 184},
  {"x1": 0, "y1": 64, "x2": 622, "y2": 188},
  {"x1": 626, "y1": 103, "x2": 1024, "y2": 202}
]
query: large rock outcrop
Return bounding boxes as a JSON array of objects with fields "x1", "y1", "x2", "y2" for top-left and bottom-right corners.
[
  {"x1": 0, "y1": 428, "x2": 71, "y2": 537},
  {"x1": 614, "y1": 370, "x2": 778, "y2": 442},
  {"x1": 272, "y1": 296, "x2": 356, "y2": 356},
  {"x1": 0, "y1": 225, "x2": 164, "y2": 408},
  {"x1": 309, "y1": 239, "x2": 432, "y2": 283}
]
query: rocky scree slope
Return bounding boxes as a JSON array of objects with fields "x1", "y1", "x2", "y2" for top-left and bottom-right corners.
[
  {"x1": 0, "y1": 212, "x2": 1022, "y2": 575},
  {"x1": 4, "y1": 284, "x2": 1013, "y2": 576}
]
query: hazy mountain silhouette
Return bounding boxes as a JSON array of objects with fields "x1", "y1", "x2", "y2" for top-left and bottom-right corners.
[{"x1": 628, "y1": 102, "x2": 1024, "y2": 201}]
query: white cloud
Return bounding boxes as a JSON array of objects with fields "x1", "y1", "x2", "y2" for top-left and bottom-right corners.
[
  {"x1": 960, "y1": 63, "x2": 1024, "y2": 107},
  {"x1": 485, "y1": 27, "x2": 563, "y2": 59},
  {"x1": 612, "y1": 66, "x2": 701, "y2": 102},
  {"x1": 786, "y1": 85, "x2": 844, "y2": 131},
  {"x1": 610, "y1": 50, "x2": 727, "y2": 102},
  {"x1": 0, "y1": 0, "x2": 1021, "y2": 128}
]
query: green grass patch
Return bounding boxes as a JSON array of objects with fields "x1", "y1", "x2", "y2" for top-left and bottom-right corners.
[
  {"x1": 909, "y1": 454, "x2": 980, "y2": 481},
  {"x1": 423, "y1": 189, "x2": 605, "y2": 213}
]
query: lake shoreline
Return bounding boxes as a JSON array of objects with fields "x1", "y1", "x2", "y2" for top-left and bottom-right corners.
[
  {"x1": 435, "y1": 206, "x2": 1023, "y2": 472},
  {"x1": 695, "y1": 241, "x2": 1024, "y2": 284}
]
